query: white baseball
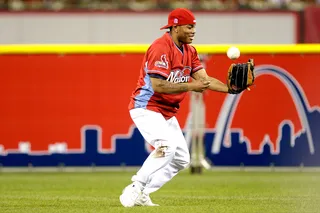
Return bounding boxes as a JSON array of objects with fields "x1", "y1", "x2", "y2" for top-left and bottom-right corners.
[{"x1": 227, "y1": 46, "x2": 240, "y2": 60}]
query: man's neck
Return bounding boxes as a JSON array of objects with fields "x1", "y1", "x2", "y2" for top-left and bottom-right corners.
[{"x1": 169, "y1": 32, "x2": 183, "y2": 48}]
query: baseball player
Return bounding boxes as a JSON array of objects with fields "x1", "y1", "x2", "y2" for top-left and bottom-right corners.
[{"x1": 120, "y1": 8, "x2": 255, "y2": 207}]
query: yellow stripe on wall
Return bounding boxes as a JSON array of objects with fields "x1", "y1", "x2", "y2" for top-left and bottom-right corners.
[{"x1": 0, "y1": 44, "x2": 319, "y2": 54}]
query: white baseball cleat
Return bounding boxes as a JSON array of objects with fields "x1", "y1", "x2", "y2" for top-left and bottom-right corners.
[
  {"x1": 119, "y1": 183, "x2": 142, "y2": 207},
  {"x1": 135, "y1": 193, "x2": 159, "y2": 207}
]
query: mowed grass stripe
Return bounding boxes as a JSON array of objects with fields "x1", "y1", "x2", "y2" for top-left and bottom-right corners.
[{"x1": 0, "y1": 171, "x2": 319, "y2": 213}]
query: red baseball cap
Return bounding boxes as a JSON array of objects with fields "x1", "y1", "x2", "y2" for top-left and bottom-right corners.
[{"x1": 160, "y1": 8, "x2": 196, "y2": 30}]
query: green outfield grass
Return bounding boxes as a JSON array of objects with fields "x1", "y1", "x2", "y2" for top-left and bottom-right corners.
[{"x1": 0, "y1": 169, "x2": 319, "y2": 213}]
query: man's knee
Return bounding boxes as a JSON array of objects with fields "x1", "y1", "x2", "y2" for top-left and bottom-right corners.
[
  {"x1": 153, "y1": 146, "x2": 168, "y2": 157},
  {"x1": 175, "y1": 154, "x2": 190, "y2": 170},
  {"x1": 181, "y1": 155, "x2": 191, "y2": 169},
  {"x1": 152, "y1": 140, "x2": 177, "y2": 158}
]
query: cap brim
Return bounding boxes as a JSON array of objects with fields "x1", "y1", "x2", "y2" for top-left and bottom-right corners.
[{"x1": 160, "y1": 24, "x2": 171, "y2": 30}]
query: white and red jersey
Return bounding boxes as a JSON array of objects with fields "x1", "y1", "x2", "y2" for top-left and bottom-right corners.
[{"x1": 128, "y1": 32, "x2": 203, "y2": 119}]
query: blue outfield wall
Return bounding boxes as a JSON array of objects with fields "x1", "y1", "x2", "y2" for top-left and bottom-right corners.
[{"x1": 1, "y1": 110, "x2": 319, "y2": 167}]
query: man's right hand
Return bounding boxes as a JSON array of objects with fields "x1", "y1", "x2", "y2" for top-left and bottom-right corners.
[{"x1": 188, "y1": 79, "x2": 210, "y2": 92}]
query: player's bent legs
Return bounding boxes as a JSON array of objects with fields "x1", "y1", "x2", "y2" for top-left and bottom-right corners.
[
  {"x1": 120, "y1": 108, "x2": 178, "y2": 207},
  {"x1": 143, "y1": 116, "x2": 190, "y2": 194},
  {"x1": 129, "y1": 108, "x2": 178, "y2": 185}
]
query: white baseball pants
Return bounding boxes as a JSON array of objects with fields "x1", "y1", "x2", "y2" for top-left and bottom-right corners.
[{"x1": 129, "y1": 108, "x2": 190, "y2": 194}]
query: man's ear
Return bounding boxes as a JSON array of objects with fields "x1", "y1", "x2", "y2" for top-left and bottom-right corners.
[{"x1": 172, "y1": 25, "x2": 178, "y2": 33}]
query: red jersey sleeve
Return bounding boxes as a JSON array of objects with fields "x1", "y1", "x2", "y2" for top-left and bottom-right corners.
[
  {"x1": 191, "y1": 46, "x2": 204, "y2": 74},
  {"x1": 145, "y1": 44, "x2": 171, "y2": 78}
]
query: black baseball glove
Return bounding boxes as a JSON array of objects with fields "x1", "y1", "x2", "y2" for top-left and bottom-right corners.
[{"x1": 227, "y1": 59, "x2": 255, "y2": 94}]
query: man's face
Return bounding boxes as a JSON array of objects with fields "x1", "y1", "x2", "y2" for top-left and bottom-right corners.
[{"x1": 176, "y1": 24, "x2": 196, "y2": 44}]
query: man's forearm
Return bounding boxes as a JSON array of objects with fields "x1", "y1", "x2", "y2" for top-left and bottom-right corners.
[
  {"x1": 153, "y1": 79, "x2": 190, "y2": 94},
  {"x1": 208, "y1": 77, "x2": 229, "y2": 93}
]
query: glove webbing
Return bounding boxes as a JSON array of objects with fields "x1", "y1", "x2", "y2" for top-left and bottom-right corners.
[{"x1": 232, "y1": 63, "x2": 248, "y2": 89}]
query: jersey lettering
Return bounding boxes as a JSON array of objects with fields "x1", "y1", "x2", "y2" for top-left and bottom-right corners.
[{"x1": 167, "y1": 67, "x2": 191, "y2": 83}]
